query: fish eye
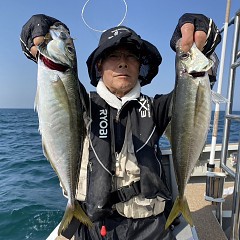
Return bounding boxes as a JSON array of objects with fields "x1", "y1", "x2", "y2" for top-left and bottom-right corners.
[
  {"x1": 66, "y1": 46, "x2": 74, "y2": 53},
  {"x1": 59, "y1": 32, "x2": 67, "y2": 40},
  {"x1": 180, "y1": 52, "x2": 189, "y2": 60}
]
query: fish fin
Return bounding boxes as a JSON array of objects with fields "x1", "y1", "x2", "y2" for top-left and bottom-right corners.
[
  {"x1": 163, "y1": 94, "x2": 174, "y2": 144},
  {"x1": 42, "y1": 140, "x2": 69, "y2": 195},
  {"x1": 74, "y1": 201, "x2": 93, "y2": 227},
  {"x1": 41, "y1": 139, "x2": 70, "y2": 195},
  {"x1": 58, "y1": 200, "x2": 93, "y2": 235},
  {"x1": 165, "y1": 196, "x2": 193, "y2": 230},
  {"x1": 180, "y1": 196, "x2": 193, "y2": 227},
  {"x1": 42, "y1": 141, "x2": 50, "y2": 161},
  {"x1": 34, "y1": 87, "x2": 39, "y2": 113},
  {"x1": 211, "y1": 90, "x2": 229, "y2": 104},
  {"x1": 164, "y1": 121, "x2": 172, "y2": 145}
]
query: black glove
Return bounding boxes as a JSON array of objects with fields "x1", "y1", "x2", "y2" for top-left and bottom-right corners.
[
  {"x1": 170, "y1": 13, "x2": 221, "y2": 57},
  {"x1": 20, "y1": 14, "x2": 70, "y2": 63}
]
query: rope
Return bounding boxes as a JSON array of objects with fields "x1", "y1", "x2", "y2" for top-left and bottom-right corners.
[{"x1": 81, "y1": 0, "x2": 128, "y2": 33}]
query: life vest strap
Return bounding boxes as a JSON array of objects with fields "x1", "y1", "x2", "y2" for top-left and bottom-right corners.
[{"x1": 108, "y1": 181, "x2": 141, "y2": 205}]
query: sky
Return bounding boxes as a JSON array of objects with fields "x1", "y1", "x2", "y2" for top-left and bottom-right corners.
[{"x1": 0, "y1": 0, "x2": 239, "y2": 109}]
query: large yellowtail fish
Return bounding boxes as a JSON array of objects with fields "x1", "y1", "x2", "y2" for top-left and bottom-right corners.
[
  {"x1": 165, "y1": 39, "x2": 212, "y2": 229},
  {"x1": 34, "y1": 25, "x2": 92, "y2": 235}
]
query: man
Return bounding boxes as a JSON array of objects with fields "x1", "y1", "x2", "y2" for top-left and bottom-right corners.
[{"x1": 20, "y1": 13, "x2": 221, "y2": 239}]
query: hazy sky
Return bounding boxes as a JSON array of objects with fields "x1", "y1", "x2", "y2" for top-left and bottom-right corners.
[{"x1": 0, "y1": 0, "x2": 239, "y2": 109}]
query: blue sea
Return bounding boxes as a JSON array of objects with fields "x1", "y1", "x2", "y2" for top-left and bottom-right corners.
[{"x1": 0, "y1": 108, "x2": 239, "y2": 240}]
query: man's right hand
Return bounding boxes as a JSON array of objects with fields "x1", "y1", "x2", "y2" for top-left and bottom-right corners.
[{"x1": 20, "y1": 14, "x2": 69, "y2": 63}]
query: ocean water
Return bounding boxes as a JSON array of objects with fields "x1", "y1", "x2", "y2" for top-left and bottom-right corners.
[
  {"x1": 0, "y1": 108, "x2": 239, "y2": 240},
  {"x1": 0, "y1": 109, "x2": 65, "y2": 240}
]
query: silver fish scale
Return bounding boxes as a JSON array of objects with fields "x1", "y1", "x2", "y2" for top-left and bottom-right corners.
[
  {"x1": 171, "y1": 40, "x2": 212, "y2": 197},
  {"x1": 35, "y1": 32, "x2": 83, "y2": 207},
  {"x1": 35, "y1": 26, "x2": 92, "y2": 234}
]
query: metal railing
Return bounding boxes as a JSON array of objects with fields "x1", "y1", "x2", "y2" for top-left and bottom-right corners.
[{"x1": 219, "y1": 9, "x2": 240, "y2": 240}]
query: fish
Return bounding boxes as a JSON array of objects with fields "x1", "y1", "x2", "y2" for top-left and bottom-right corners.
[
  {"x1": 34, "y1": 24, "x2": 92, "y2": 235},
  {"x1": 165, "y1": 39, "x2": 213, "y2": 229}
]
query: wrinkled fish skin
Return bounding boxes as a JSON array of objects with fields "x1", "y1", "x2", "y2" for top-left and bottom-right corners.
[
  {"x1": 35, "y1": 25, "x2": 92, "y2": 235},
  {"x1": 165, "y1": 39, "x2": 212, "y2": 229}
]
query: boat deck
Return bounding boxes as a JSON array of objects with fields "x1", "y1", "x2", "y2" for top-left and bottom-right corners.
[{"x1": 186, "y1": 177, "x2": 234, "y2": 240}]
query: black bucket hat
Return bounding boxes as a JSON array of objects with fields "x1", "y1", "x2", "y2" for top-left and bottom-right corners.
[{"x1": 86, "y1": 26, "x2": 162, "y2": 87}]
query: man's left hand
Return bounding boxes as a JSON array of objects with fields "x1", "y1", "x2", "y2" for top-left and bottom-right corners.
[{"x1": 170, "y1": 13, "x2": 221, "y2": 57}]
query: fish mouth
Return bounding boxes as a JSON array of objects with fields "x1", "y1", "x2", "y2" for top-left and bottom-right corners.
[
  {"x1": 39, "y1": 53, "x2": 69, "y2": 72},
  {"x1": 189, "y1": 72, "x2": 205, "y2": 78}
]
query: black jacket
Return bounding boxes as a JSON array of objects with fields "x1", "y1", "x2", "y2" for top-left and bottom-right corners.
[{"x1": 79, "y1": 83, "x2": 173, "y2": 221}]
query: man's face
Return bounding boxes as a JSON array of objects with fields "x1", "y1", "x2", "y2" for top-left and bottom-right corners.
[{"x1": 99, "y1": 46, "x2": 140, "y2": 97}]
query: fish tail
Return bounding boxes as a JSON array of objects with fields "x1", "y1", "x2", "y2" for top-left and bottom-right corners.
[
  {"x1": 58, "y1": 200, "x2": 93, "y2": 235},
  {"x1": 165, "y1": 196, "x2": 193, "y2": 230}
]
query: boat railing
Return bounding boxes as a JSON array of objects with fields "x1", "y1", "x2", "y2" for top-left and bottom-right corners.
[
  {"x1": 221, "y1": 8, "x2": 240, "y2": 176},
  {"x1": 219, "y1": 9, "x2": 240, "y2": 240}
]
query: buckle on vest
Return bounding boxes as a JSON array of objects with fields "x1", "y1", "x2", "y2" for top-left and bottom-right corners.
[{"x1": 117, "y1": 181, "x2": 141, "y2": 202}]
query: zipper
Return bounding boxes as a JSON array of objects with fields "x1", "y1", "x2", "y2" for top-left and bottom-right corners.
[
  {"x1": 89, "y1": 161, "x2": 93, "y2": 172},
  {"x1": 115, "y1": 110, "x2": 121, "y2": 122},
  {"x1": 115, "y1": 100, "x2": 132, "y2": 122}
]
